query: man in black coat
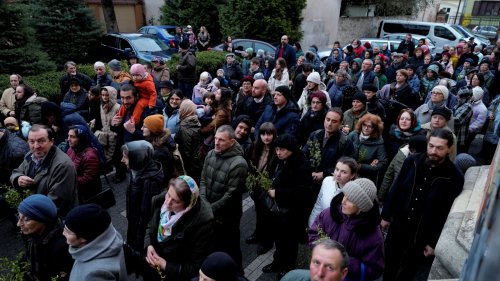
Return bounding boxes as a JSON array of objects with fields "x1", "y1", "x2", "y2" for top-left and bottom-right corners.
[
  {"x1": 381, "y1": 129, "x2": 464, "y2": 281},
  {"x1": 59, "y1": 61, "x2": 94, "y2": 101},
  {"x1": 396, "y1": 34, "x2": 415, "y2": 57}
]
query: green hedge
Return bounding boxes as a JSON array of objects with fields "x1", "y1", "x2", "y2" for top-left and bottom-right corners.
[{"x1": 0, "y1": 52, "x2": 232, "y2": 99}]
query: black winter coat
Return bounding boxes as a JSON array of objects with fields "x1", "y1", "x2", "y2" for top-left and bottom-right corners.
[
  {"x1": 0, "y1": 129, "x2": 29, "y2": 184},
  {"x1": 149, "y1": 192, "x2": 214, "y2": 281}
]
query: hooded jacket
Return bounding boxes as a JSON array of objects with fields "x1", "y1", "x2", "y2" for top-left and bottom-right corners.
[
  {"x1": 125, "y1": 141, "x2": 164, "y2": 249},
  {"x1": 68, "y1": 224, "x2": 127, "y2": 281},
  {"x1": 16, "y1": 94, "x2": 48, "y2": 125}
]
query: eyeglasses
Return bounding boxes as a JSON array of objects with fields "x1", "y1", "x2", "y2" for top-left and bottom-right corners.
[
  {"x1": 362, "y1": 123, "x2": 373, "y2": 129},
  {"x1": 431, "y1": 92, "x2": 443, "y2": 96}
]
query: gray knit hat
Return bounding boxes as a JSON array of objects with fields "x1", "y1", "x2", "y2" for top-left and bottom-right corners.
[
  {"x1": 342, "y1": 178, "x2": 377, "y2": 212},
  {"x1": 108, "y1": 59, "x2": 122, "y2": 71}
]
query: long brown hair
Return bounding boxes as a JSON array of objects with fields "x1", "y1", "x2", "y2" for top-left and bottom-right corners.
[{"x1": 273, "y1": 58, "x2": 287, "y2": 81}]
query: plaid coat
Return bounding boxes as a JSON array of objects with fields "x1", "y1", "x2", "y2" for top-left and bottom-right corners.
[{"x1": 453, "y1": 99, "x2": 473, "y2": 146}]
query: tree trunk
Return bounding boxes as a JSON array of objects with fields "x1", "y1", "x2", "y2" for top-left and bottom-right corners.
[{"x1": 101, "y1": 0, "x2": 119, "y2": 33}]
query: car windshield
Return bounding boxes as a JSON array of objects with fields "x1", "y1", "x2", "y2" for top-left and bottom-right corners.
[
  {"x1": 131, "y1": 37, "x2": 169, "y2": 52},
  {"x1": 451, "y1": 25, "x2": 471, "y2": 37}
]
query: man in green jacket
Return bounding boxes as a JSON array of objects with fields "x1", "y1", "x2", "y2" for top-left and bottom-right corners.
[{"x1": 200, "y1": 125, "x2": 248, "y2": 269}]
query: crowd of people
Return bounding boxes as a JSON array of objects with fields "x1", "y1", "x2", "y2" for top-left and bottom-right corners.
[{"x1": 1, "y1": 31, "x2": 500, "y2": 281}]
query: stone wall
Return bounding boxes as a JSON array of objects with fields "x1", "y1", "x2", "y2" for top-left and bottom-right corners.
[{"x1": 336, "y1": 16, "x2": 416, "y2": 46}]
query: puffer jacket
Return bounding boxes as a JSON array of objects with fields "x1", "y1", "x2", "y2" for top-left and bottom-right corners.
[
  {"x1": 309, "y1": 194, "x2": 384, "y2": 281},
  {"x1": 469, "y1": 99, "x2": 487, "y2": 133},
  {"x1": 200, "y1": 143, "x2": 248, "y2": 222},
  {"x1": 16, "y1": 94, "x2": 48, "y2": 125},
  {"x1": 68, "y1": 225, "x2": 127, "y2": 281}
]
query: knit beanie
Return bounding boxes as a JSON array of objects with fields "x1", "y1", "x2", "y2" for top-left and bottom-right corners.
[
  {"x1": 18, "y1": 194, "x2": 57, "y2": 224},
  {"x1": 432, "y1": 85, "x2": 449, "y2": 100},
  {"x1": 472, "y1": 86, "x2": 484, "y2": 102},
  {"x1": 431, "y1": 107, "x2": 452, "y2": 121},
  {"x1": 65, "y1": 204, "x2": 111, "y2": 242},
  {"x1": 455, "y1": 153, "x2": 476, "y2": 174},
  {"x1": 108, "y1": 59, "x2": 122, "y2": 71},
  {"x1": 457, "y1": 86, "x2": 473, "y2": 99},
  {"x1": 341, "y1": 178, "x2": 377, "y2": 213},
  {"x1": 306, "y1": 72, "x2": 321, "y2": 85},
  {"x1": 130, "y1": 64, "x2": 146, "y2": 77},
  {"x1": 275, "y1": 134, "x2": 299, "y2": 152},
  {"x1": 143, "y1": 114, "x2": 165, "y2": 135},
  {"x1": 200, "y1": 252, "x2": 239, "y2": 281},
  {"x1": 352, "y1": 92, "x2": 367, "y2": 105},
  {"x1": 275, "y1": 85, "x2": 292, "y2": 101},
  {"x1": 427, "y1": 64, "x2": 439, "y2": 74}
]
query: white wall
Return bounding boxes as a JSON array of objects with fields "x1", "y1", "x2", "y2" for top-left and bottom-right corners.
[{"x1": 300, "y1": 0, "x2": 341, "y2": 49}]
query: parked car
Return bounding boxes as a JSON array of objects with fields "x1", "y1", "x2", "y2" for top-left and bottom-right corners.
[
  {"x1": 318, "y1": 38, "x2": 401, "y2": 62},
  {"x1": 212, "y1": 39, "x2": 276, "y2": 57},
  {"x1": 449, "y1": 24, "x2": 491, "y2": 47},
  {"x1": 472, "y1": 25, "x2": 498, "y2": 40},
  {"x1": 138, "y1": 25, "x2": 177, "y2": 48},
  {"x1": 382, "y1": 33, "x2": 437, "y2": 53},
  {"x1": 100, "y1": 33, "x2": 174, "y2": 63}
]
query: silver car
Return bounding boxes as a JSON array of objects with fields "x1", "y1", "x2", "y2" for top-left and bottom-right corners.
[
  {"x1": 317, "y1": 38, "x2": 400, "y2": 62},
  {"x1": 473, "y1": 26, "x2": 497, "y2": 40},
  {"x1": 382, "y1": 33, "x2": 437, "y2": 53}
]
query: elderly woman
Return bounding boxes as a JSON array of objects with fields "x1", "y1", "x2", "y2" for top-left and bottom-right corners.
[
  {"x1": 192, "y1": 71, "x2": 216, "y2": 105},
  {"x1": 144, "y1": 176, "x2": 214, "y2": 281},
  {"x1": 387, "y1": 108, "x2": 425, "y2": 160},
  {"x1": 415, "y1": 85, "x2": 454, "y2": 128},
  {"x1": 67, "y1": 125, "x2": 105, "y2": 202},
  {"x1": 298, "y1": 91, "x2": 329, "y2": 145},
  {"x1": 262, "y1": 134, "x2": 313, "y2": 278},
  {"x1": 175, "y1": 100, "x2": 202, "y2": 180},
  {"x1": 309, "y1": 178, "x2": 385, "y2": 281},
  {"x1": 308, "y1": 156, "x2": 358, "y2": 227},
  {"x1": 347, "y1": 113, "x2": 387, "y2": 184},
  {"x1": 121, "y1": 140, "x2": 164, "y2": 251}
]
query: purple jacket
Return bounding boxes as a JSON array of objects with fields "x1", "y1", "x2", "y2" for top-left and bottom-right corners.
[{"x1": 309, "y1": 195, "x2": 384, "y2": 281}]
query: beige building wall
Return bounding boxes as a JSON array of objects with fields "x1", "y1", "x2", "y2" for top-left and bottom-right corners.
[
  {"x1": 301, "y1": 0, "x2": 341, "y2": 49},
  {"x1": 87, "y1": 1, "x2": 144, "y2": 33}
]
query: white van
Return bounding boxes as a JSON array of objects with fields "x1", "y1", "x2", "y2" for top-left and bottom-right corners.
[{"x1": 377, "y1": 20, "x2": 479, "y2": 52}]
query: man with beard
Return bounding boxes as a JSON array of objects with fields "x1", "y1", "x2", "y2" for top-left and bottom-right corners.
[{"x1": 380, "y1": 129, "x2": 464, "y2": 281}]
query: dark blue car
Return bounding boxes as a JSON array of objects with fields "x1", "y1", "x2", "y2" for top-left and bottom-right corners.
[
  {"x1": 138, "y1": 25, "x2": 178, "y2": 48},
  {"x1": 100, "y1": 33, "x2": 174, "y2": 63}
]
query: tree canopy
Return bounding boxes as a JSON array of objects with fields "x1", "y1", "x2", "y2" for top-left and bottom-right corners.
[
  {"x1": 31, "y1": 0, "x2": 103, "y2": 67},
  {"x1": 160, "y1": 0, "x2": 307, "y2": 46},
  {"x1": 0, "y1": 0, "x2": 56, "y2": 75}
]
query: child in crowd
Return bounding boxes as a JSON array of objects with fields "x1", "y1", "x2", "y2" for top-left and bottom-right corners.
[
  {"x1": 216, "y1": 69, "x2": 229, "y2": 87},
  {"x1": 115, "y1": 64, "x2": 156, "y2": 124},
  {"x1": 197, "y1": 91, "x2": 216, "y2": 123}
]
